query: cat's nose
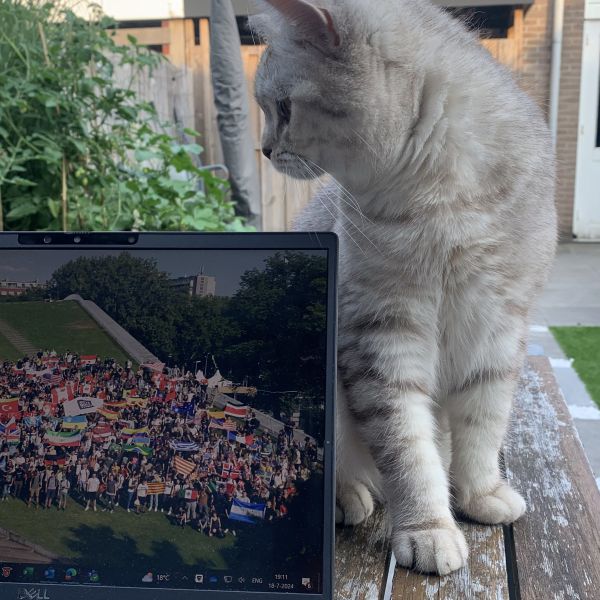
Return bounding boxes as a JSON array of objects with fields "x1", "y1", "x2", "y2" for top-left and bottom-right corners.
[{"x1": 262, "y1": 148, "x2": 272, "y2": 160}]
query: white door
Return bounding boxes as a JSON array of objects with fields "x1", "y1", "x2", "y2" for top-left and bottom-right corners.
[{"x1": 574, "y1": 20, "x2": 600, "y2": 239}]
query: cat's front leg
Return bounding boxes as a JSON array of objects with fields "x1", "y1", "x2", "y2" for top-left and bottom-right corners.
[
  {"x1": 340, "y1": 319, "x2": 468, "y2": 575},
  {"x1": 448, "y1": 374, "x2": 526, "y2": 525},
  {"x1": 335, "y1": 381, "x2": 380, "y2": 526}
]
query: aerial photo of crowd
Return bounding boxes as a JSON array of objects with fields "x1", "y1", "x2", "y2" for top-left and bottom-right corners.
[{"x1": 0, "y1": 351, "x2": 320, "y2": 536}]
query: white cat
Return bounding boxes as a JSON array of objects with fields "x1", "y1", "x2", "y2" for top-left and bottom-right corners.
[{"x1": 251, "y1": 0, "x2": 557, "y2": 575}]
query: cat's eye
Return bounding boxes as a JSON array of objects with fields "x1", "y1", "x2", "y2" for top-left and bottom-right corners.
[{"x1": 276, "y1": 98, "x2": 292, "y2": 124}]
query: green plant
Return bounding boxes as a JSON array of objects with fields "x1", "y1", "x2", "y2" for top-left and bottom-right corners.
[{"x1": 0, "y1": 0, "x2": 250, "y2": 232}]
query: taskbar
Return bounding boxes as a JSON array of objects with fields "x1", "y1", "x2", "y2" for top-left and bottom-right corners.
[{"x1": 0, "y1": 564, "x2": 321, "y2": 594}]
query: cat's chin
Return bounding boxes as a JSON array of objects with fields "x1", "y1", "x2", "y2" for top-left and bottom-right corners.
[
  {"x1": 276, "y1": 166, "x2": 321, "y2": 181},
  {"x1": 272, "y1": 153, "x2": 322, "y2": 181}
]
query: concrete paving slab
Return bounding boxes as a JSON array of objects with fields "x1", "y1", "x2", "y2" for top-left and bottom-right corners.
[{"x1": 527, "y1": 244, "x2": 600, "y2": 483}]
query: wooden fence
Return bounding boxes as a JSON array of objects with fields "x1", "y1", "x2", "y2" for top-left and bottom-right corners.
[{"x1": 111, "y1": 9, "x2": 524, "y2": 231}]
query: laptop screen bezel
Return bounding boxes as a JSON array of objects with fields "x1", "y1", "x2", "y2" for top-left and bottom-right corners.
[{"x1": 0, "y1": 231, "x2": 337, "y2": 600}]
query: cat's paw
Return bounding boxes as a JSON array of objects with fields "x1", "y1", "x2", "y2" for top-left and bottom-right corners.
[
  {"x1": 336, "y1": 481, "x2": 374, "y2": 526},
  {"x1": 392, "y1": 521, "x2": 468, "y2": 575},
  {"x1": 460, "y1": 482, "x2": 526, "y2": 525}
]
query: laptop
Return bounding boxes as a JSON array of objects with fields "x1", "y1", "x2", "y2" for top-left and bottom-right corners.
[{"x1": 0, "y1": 232, "x2": 336, "y2": 600}]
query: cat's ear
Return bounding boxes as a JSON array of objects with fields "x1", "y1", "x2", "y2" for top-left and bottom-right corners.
[{"x1": 259, "y1": 0, "x2": 341, "y2": 50}]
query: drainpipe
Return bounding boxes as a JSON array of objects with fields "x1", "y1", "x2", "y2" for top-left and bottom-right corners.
[{"x1": 549, "y1": 0, "x2": 565, "y2": 149}]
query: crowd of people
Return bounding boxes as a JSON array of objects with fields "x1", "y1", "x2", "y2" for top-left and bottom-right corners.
[{"x1": 0, "y1": 351, "x2": 321, "y2": 536}]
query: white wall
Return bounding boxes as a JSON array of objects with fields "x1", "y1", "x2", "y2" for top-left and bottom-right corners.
[{"x1": 73, "y1": 0, "x2": 185, "y2": 21}]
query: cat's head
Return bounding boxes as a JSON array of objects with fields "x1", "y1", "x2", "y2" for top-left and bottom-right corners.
[{"x1": 251, "y1": 0, "x2": 422, "y2": 190}]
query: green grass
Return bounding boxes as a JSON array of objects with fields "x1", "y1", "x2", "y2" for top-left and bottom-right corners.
[
  {"x1": 0, "y1": 497, "x2": 235, "y2": 571},
  {"x1": 0, "y1": 330, "x2": 20, "y2": 361},
  {"x1": 551, "y1": 326, "x2": 600, "y2": 407},
  {"x1": 0, "y1": 301, "x2": 131, "y2": 364}
]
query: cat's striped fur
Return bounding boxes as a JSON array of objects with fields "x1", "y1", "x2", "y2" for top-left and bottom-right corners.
[{"x1": 251, "y1": 0, "x2": 557, "y2": 575}]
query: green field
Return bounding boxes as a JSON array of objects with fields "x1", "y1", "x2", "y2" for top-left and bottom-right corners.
[
  {"x1": 551, "y1": 326, "x2": 600, "y2": 407},
  {"x1": 0, "y1": 497, "x2": 235, "y2": 571},
  {"x1": 0, "y1": 301, "x2": 131, "y2": 363},
  {"x1": 0, "y1": 330, "x2": 20, "y2": 361}
]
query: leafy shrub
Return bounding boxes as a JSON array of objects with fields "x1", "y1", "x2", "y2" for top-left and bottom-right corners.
[{"x1": 0, "y1": 0, "x2": 250, "y2": 232}]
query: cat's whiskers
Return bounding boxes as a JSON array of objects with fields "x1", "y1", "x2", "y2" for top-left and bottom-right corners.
[
  {"x1": 299, "y1": 158, "x2": 382, "y2": 254},
  {"x1": 297, "y1": 158, "x2": 367, "y2": 255},
  {"x1": 303, "y1": 157, "x2": 371, "y2": 223},
  {"x1": 298, "y1": 158, "x2": 385, "y2": 257}
]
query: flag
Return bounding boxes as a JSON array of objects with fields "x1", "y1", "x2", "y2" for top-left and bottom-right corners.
[
  {"x1": 45, "y1": 430, "x2": 82, "y2": 447},
  {"x1": 44, "y1": 372, "x2": 63, "y2": 386},
  {"x1": 183, "y1": 488, "x2": 198, "y2": 500},
  {"x1": 220, "y1": 463, "x2": 240, "y2": 480},
  {"x1": 130, "y1": 434, "x2": 151, "y2": 446},
  {"x1": 98, "y1": 407, "x2": 119, "y2": 420},
  {"x1": 208, "y1": 418, "x2": 236, "y2": 431},
  {"x1": 229, "y1": 499, "x2": 266, "y2": 523},
  {"x1": 123, "y1": 444, "x2": 153, "y2": 457},
  {"x1": 63, "y1": 397, "x2": 103, "y2": 417},
  {"x1": 169, "y1": 440, "x2": 199, "y2": 452},
  {"x1": 104, "y1": 400, "x2": 127, "y2": 410},
  {"x1": 0, "y1": 417, "x2": 16, "y2": 433},
  {"x1": 62, "y1": 415, "x2": 88, "y2": 430},
  {"x1": 227, "y1": 431, "x2": 254, "y2": 446},
  {"x1": 51, "y1": 383, "x2": 75, "y2": 404},
  {"x1": 174, "y1": 455, "x2": 195, "y2": 477},
  {"x1": 173, "y1": 402, "x2": 194, "y2": 417},
  {"x1": 92, "y1": 423, "x2": 112, "y2": 443},
  {"x1": 121, "y1": 427, "x2": 148, "y2": 437},
  {"x1": 147, "y1": 482, "x2": 166, "y2": 495},
  {"x1": 80, "y1": 355, "x2": 97, "y2": 366},
  {"x1": 207, "y1": 411, "x2": 225, "y2": 420},
  {"x1": 80, "y1": 383, "x2": 94, "y2": 396},
  {"x1": 224, "y1": 404, "x2": 248, "y2": 419},
  {"x1": 126, "y1": 397, "x2": 147, "y2": 408},
  {"x1": 0, "y1": 398, "x2": 19, "y2": 416},
  {"x1": 4, "y1": 426, "x2": 20, "y2": 445},
  {"x1": 44, "y1": 454, "x2": 66, "y2": 467}
]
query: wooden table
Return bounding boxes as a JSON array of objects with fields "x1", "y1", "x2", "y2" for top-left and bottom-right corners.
[{"x1": 334, "y1": 357, "x2": 600, "y2": 600}]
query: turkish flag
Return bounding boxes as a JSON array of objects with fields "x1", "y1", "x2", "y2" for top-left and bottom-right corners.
[{"x1": 0, "y1": 399, "x2": 19, "y2": 415}]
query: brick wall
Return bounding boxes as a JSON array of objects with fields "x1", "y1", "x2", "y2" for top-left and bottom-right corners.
[
  {"x1": 555, "y1": 0, "x2": 585, "y2": 239},
  {"x1": 521, "y1": 0, "x2": 554, "y2": 112},
  {"x1": 519, "y1": 0, "x2": 585, "y2": 239}
]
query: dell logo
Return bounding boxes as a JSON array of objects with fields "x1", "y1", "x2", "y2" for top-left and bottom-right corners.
[{"x1": 17, "y1": 588, "x2": 50, "y2": 600}]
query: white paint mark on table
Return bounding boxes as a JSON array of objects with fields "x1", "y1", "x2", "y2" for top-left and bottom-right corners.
[
  {"x1": 568, "y1": 404, "x2": 600, "y2": 420},
  {"x1": 549, "y1": 357, "x2": 574, "y2": 368},
  {"x1": 530, "y1": 325, "x2": 550, "y2": 333}
]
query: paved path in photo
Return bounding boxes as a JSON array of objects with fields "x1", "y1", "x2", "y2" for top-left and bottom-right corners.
[
  {"x1": 0, "y1": 317, "x2": 37, "y2": 357},
  {"x1": 529, "y1": 242, "x2": 600, "y2": 486},
  {"x1": 65, "y1": 294, "x2": 159, "y2": 365}
]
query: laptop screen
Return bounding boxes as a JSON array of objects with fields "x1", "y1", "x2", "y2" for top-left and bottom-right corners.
[{"x1": 0, "y1": 243, "x2": 331, "y2": 596}]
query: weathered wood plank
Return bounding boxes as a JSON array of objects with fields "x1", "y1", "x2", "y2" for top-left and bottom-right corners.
[
  {"x1": 335, "y1": 510, "x2": 392, "y2": 600},
  {"x1": 391, "y1": 523, "x2": 509, "y2": 600},
  {"x1": 110, "y1": 27, "x2": 171, "y2": 46},
  {"x1": 506, "y1": 356, "x2": 600, "y2": 600}
]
